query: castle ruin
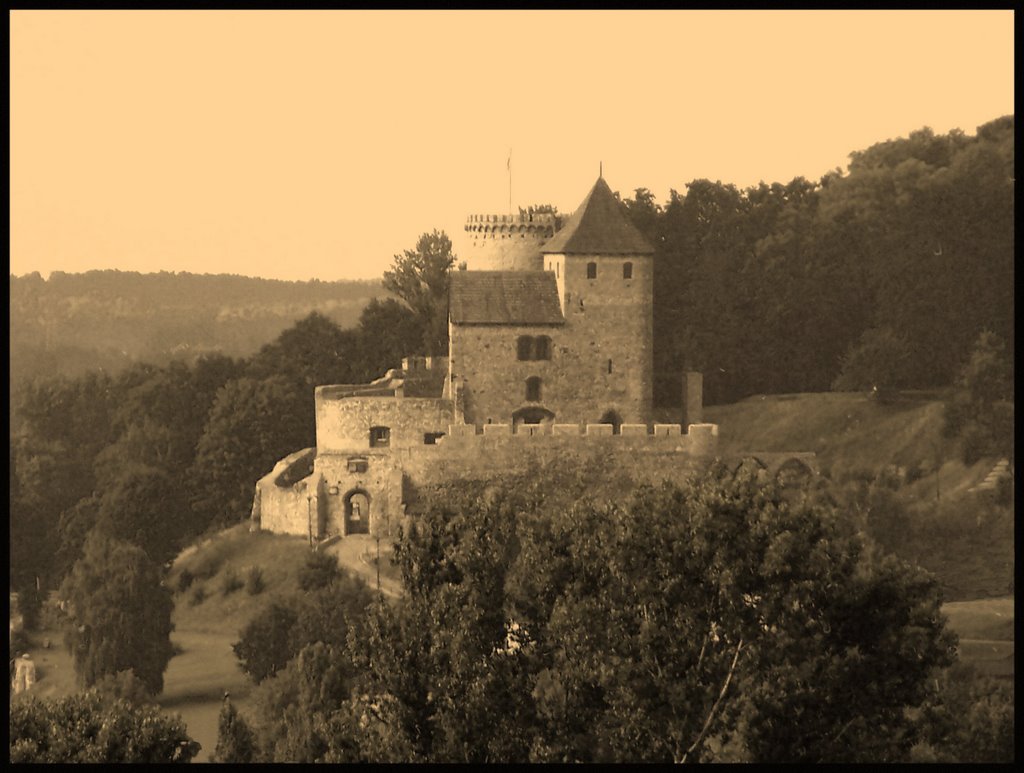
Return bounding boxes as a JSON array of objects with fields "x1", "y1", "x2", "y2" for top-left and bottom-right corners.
[{"x1": 252, "y1": 176, "x2": 815, "y2": 540}]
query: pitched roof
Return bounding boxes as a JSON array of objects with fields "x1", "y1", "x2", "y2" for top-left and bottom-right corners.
[
  {"x1": 449, "y1": 271, "x2": 564, "y2": 325},
  {"x1": 541, "y1": 176, "x2": 655, "y2": 255}
]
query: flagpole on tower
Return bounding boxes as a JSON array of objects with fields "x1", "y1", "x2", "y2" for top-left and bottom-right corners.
[{"x1": 507, "y1": 148, "x2": 512, "y2": 215}]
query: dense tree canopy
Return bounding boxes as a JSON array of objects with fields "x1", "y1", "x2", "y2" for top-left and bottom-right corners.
[
  {"x1": 382, "y1": 229, "x2": 456, "y2": 356},
  {"x1": 621, "y1": 117, "x2": 1014, "y2": 405},
  {"x1": 9, "y1": 691, "x2": 199, "y2": 763},
  {"x1": 236, "y1": 467, "x2": 957, "y2": 763},
  {"x1": 190, "y1": 375, "x2": 312, "y2": 529},
  {"x1": 59, "y1": 532, "x2": 176, "y2": 695}
]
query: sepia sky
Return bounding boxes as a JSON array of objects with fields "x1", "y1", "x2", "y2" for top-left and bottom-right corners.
[{"x1": 10, "y1": 10, "x2": 1014, "y2": 282}]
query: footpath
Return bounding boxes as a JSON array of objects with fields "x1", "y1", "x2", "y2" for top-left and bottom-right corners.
[{"x1": 323, "y1": 535, "x2": 403, "y2": 599}]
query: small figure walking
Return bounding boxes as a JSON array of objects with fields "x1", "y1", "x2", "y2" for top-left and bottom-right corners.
[{"x1": 12, "y1": 653, "x2": 36, "y2": 694}]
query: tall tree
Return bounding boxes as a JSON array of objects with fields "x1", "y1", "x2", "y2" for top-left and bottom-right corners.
[
  {"x1": 355, "y1": 297, "x2": 424, "y2": 378},
  {"x1": 382, "y1": 230, "x2": 456, "y2": 356},
  {"x1": 59, "y1": 532, "x2": 176, "y2": 695},
  {"x1": 212, "y1": 699, "x2": 257, "y2": 763},
  {"x1": 191, "y1": 375, "x2": 311, "y2": 529}
]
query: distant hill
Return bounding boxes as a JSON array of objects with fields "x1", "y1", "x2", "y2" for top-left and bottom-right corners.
[{"x1": 9, "y1": 270, "x2": 385, "y2": 386}]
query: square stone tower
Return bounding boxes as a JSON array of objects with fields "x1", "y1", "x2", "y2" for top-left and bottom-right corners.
[{"x1": 449, "y1": 176, "x2": 656, "y2": 429}]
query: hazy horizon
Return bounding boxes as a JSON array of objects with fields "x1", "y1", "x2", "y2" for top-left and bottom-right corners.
[{"x1": 11, "y1": 10, "x2": 1014, "y2": 282}]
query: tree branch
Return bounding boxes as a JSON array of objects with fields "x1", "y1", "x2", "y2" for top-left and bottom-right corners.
[{"x1": 680, "y1": 637, "x2": 744, "y2": 763}]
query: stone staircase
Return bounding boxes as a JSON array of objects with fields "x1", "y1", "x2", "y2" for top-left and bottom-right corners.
[{"x1": 968, "y1": 458, "x2": 1012, "y2": 493}]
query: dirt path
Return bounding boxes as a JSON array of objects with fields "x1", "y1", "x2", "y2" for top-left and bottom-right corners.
[{"x1": 323, "y1": 535, "x2": 403, "y2": 599}]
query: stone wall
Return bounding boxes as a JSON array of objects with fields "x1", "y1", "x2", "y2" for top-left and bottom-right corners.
[
  {"x1": 254, "y1": 448, "x2": 317, "y2": 536},
  {"x1": 313, "y1": 452, "x2": 405, "y2": 538},
  {"x1": 315, "y1": 393, "x2": 454, "y2": 453},
  {"x1": 256, "y1": 423, "x2": 721, "y2": 540},
  {"x1": 449, "y1": 322, "x2": 566, "y2": 426},
  {"x1": 397, "y1": 427, "x2": 716, "y2": 506},
  {"x1": 545, "y1": 252, "x2": 654, "y2": 423}
]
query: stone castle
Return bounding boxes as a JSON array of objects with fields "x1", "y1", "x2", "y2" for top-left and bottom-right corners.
[{"x1": 251, "y1": 176, "x2": 815, "y2": 540}]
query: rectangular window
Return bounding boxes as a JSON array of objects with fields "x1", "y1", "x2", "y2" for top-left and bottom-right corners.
[
  {"x1": 586, "y1": 262, "x2": 597, "y2": 279},
  {"x1": 369, "y1": 426, "x2": 391, "y2": 448},
  {"x1": 347, "y1": 457, "x2": 368, "y2": 473},
  {"x1": 423, "y1": 432, "x2": 445, "y2": 445}
]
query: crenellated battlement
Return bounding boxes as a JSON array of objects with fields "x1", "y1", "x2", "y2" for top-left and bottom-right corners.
[
  {"x1": 465, "y1": 212, "x2": 562, "y2": 234},
  {"x1": 438, "y1": 421, "x2": 720, "y2": 455},
  {"x1": 464, "y1": 212, "x2": 564, "y2": 271},
  {"x1": 401, "y1": 355, "x2": 448, "y2": 372}
]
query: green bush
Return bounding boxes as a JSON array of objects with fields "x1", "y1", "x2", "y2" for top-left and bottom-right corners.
[
  {"x1": 222, "y1": 570, "x2": 244, "y2": 596},
  {"x1": 246, "y1": 567, "x2": 266, "y2": 596},
  {"x1": 191, "y1": 556, "x2": 221, "y2": 580},
  {"x1": 904, "y1": 463, "x2": 926, "y2": 485},
  {"x1": 176, "y1": 568, "x2": 195, "y2": 593},
  {"x1": 93, "y1": 669, "x2": 154, "y2": 706},
  {"x1": 297, "y1": 550, "x2": 341, "y2": 592}
]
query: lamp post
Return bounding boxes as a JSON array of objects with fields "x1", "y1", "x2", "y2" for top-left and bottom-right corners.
[{"x1": 307, "y1": 495, "x2": 313, "y2": 548}]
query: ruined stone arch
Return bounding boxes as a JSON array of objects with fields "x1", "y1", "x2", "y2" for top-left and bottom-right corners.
[
  {"x1": 732, "y1": 456, "x2": 769, "y2": 483},
  {"x1": 774, "y1": 457, "x2": 814, "y2": 488}
]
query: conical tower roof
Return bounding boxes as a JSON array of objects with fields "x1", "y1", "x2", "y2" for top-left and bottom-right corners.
[{"x1": 541, "y1": 176, "x2": 655, "y2": 255}]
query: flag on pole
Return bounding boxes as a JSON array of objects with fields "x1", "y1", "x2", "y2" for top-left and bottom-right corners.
[{"x1": 507, "y1": 149, "x2": 511, "y2": 171}]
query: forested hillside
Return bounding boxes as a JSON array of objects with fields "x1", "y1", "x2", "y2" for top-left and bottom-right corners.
[
  {"x1": 9, "y1": 271, "x2": 384, "y2": 388},
  {"x1": 621, "y1": 115, "x2": 1014, "y2": 406}
]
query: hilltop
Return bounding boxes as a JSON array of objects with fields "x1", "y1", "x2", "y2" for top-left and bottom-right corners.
[{"x1": 9, "y1": 270, "x2": 384, "y2": 387}]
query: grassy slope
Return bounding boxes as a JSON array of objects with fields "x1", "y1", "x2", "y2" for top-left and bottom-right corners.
[
  {"x1": 706, "y1": 391, "x2": 1013, "y2": 601},
  {"x1": 705, "y1": 392, "x2": 991, "y2": 492},
  {"x1": 157, "y1": 525, "x2": 315, "y2": 759}
]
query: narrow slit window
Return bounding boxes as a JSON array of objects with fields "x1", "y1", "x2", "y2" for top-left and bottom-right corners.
[
  {"x1": 623, "y1": 262, "x2": 633, "y2": 279},
  {"x1": 586, "y1": 262, "x2": 597, "y2": 279},
  {"x1": 608, "y1": 359, "x2": 613, "y2": 374},
  {"x1": 526, "y1": 377, "x2": 542, "y2": 402}
]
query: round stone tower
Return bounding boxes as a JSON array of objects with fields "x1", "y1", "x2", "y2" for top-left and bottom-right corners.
[{"x1": 463, "y1": 211, "x2": 563, "y2": 271}]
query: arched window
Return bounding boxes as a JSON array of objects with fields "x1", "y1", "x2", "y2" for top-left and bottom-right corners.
[
  {"x1": 623, "y1": 261, "x2": 633, "y2": 279},
  {"x1": 517, "y1": 335, "x2": 533, "y2": 361},
  {"x1": 535, "y1": 336, "x2": 551, "y2": 360},
  {"x1": 525, "y1": 377, "x2": 542, "y2": 402},
  {"x1": 586, "y1": 262, "x2": 597, "y2": 279},
  {"x1": 369, "y1": 426, "x2": 390, "y2": 448}
]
